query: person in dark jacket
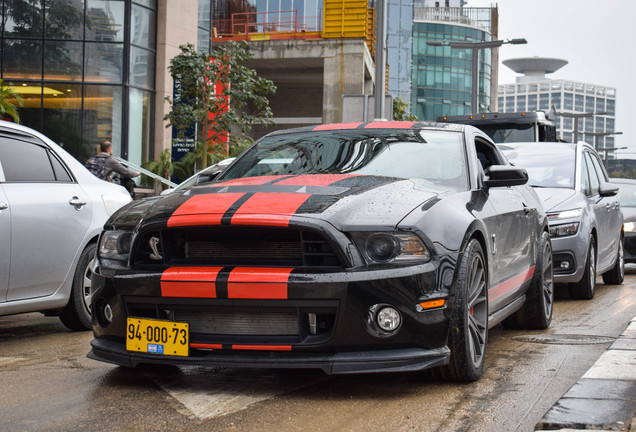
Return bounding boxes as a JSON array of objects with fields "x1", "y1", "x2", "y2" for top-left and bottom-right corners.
[{"x1": 96, "y1": 140, "x2": 140, "y2": 181}]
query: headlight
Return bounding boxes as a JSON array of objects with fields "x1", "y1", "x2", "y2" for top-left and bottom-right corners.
[
  {"x1": 549, "y1": 222, "x2": 579, "y2": 238},
  {"x1": 350, "y1": 232, "x2": 431, "y2": 265},
  {"x1": 547, "y1": 208, "x2": 582, "y2": 220},
  {"x1": 624, "y1": 222, "x2": 635, "y2": 233},
  {"x1": 98, "y1": 230, "x2": 133, "y2": 269}
]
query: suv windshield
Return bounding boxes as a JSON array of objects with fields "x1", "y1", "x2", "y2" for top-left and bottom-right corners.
[{"x1": 221, "y1": 129, "x2": 468, "y2": 190}]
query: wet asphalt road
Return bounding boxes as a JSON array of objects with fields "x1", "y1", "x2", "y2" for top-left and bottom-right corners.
[{"x1": 2, "y1": 269, "x2": 636, "y2": 432}]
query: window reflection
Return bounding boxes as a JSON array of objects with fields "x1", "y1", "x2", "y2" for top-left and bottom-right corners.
[
  {"x1": 86, "y1": 0, "x2": 125, "y2": 42},
  {"x1": 44, "y1": 41, "x2": 83, "y2": 81},
  {"x1": 4, "y1": 0, "x2": 44, "y2": 38},
  {"x1": 3, "y1": 39, "x2": 43, "y2": 79},
  {"x1": 85, "y1": 41, "x2": 124, "y2": 83},
  {"x1": 83, "y1": 85, "x2": 123, "y2": 162},
  {"x1": 42, "y1": 84, "x2": 83, "y2": 159},
  {"x1": 45, "y1": 0, "x2": 84, "y2": 39}
]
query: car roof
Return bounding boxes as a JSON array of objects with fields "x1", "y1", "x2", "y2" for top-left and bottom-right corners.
[
  {"x1": 263, "y1": 121, "x2": 473, "y2": 137},
  {"x1": 611, "y1": 177, "x2": 636, "y2": 184}
]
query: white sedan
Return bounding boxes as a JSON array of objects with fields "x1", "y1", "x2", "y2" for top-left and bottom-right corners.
[{"x1": 0, "y1": 121, "x2": 132, "y2": 330}]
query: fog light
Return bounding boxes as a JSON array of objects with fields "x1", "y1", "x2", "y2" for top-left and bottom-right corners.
[
  {"x1": 560, "y1": 261, "x2": 570, "y2": 270},
  {"x1": 376, "y1": 306, "x2": 401, "y2": 332},
  {"x1": 103, "y1": 303, "x2": 113, "y2": 323}
]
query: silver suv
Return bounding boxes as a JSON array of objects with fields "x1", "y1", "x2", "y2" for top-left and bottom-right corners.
[
  {"x1": 500, "y1": 141, "x2": 624, "y2": 299},
  {"x1": 0, "y1": 121, "x2": 132, "y2": 329}
]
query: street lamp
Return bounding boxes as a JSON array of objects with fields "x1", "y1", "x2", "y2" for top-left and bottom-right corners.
[
  {"x1": 555, "y1": 109, "x2": 607, "y2": 142},
  {"x1": 426, "y1": 38, "x2": 527, "y2": 114},
  {"x1": 582, "y1": 131, "x2": 624, "y2": 166}
]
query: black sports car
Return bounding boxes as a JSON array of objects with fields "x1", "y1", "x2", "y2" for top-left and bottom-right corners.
[{"x1": 88, "y1": 122, "x2": 553, "y2": 382}]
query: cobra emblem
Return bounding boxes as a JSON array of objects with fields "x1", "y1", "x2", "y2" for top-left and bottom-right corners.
[{"x1": 149, "y1": 236, "x2": 163, "y2": 260}]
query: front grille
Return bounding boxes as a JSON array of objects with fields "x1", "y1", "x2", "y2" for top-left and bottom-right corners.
[
  {"x1": 175, "y1": 310, "x2": 299, "y2": 335},
  {"x1": 133, "y1": 226, "x2": 343, "y2": 268}
]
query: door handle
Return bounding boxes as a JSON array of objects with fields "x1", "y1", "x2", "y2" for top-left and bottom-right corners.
[
  {"x1": 605, "y1": 203, "x2": 612, "y2": 212},
  {"x1": 0, "y1": 202, "x2": 7, "y2": 211},
  {"x1": 69, "y1": 196, "x2": 87, "y2": 210}
]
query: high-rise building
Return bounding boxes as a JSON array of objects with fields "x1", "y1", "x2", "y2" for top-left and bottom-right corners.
[
  {"x1": 399, "y1": 0, "x2": 498, "y2": 120},
  {"x1": 499, "y1": 57, "x2": 618, "y2": 156}
]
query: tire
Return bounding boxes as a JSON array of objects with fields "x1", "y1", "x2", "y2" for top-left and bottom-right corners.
[
  {"x1": 505, "y1": 231, "x2": 554, "y2": 330},
  {"x1": 442, "y1": 239, "x2": 488, "y2": 382},
  {"x1": 59, "y1": 243, "x2": 96, "y2": 331},
  {"x1": 568, "y1": 238, "x2": 596, "y2": 300},
  {"x1": 602, "y1": 237, "x2": 625, "y2": 285}
]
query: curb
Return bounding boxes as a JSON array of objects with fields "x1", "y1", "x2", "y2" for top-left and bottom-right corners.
[{"x1": 535, "y1": 316, "x2": 636, "y2": 431}]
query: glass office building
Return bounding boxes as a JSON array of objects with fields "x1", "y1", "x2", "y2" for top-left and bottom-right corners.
[{"x1": 411, "y1": 5, "x2": 495, "y2": 120}]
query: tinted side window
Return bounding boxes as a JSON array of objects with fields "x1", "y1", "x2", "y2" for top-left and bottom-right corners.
[
  {"x1": 580, "y1": 155, "x2": 591, "y2": 195},
  {"x1": 588, "y1": 151, "x2": 608, "y2": 183},
  {"x1": 0, "y1": 137, "x2": 56, "y2": 182}
]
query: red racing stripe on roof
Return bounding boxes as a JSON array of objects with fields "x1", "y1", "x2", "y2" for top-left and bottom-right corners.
[
  {"x1": 231, "y1": 192, "x2": 311, "y2": 227},
  {"x1": 167, "y1": 192, "x2": 245, "y2": 227},
  {"x1": 312, "y1": 122, "x2": 364, "y2": 130},
  {"x1": 364, "y1": 121, "x2": 416, "y2": 129},
  {"x1": 227, "y1": 267, "x2": 293, "y2": 299},
  {"x1": 489, "y1": 266, "x2": 535, "y2": 301},
  {"x1": 160, "y1": 266, "x2": 222, "y2": 298}
]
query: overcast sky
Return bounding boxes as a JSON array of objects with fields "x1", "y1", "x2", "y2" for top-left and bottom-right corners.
[{"x1": 464, "y1": 0, "x2": 635, "y2": 157}]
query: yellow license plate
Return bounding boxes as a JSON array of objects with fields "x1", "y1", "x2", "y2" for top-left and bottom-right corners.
[{"x1": 126, "y1": 317, "x2": 189, "y2": 357}]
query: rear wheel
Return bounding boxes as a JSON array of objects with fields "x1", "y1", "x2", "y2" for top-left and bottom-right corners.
[
  {"x1": 442, "y1": 239, "x2": 488, "y2": 382},
  {"x1": 59, "y1": 243, "x2": 95, "y2": 331},
  {"x1": 568, "y1": 239, "x2": 596, "y2": 300},
  {"x1": 602, "y1": 238, "x2": 624, "y2": 285},
  {"x1": 505, "y1": 231, "x2": 554, "y2": 329}
]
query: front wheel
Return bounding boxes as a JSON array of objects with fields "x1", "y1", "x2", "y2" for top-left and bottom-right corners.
[
  {"x1": 568, "y1": 239, "x2": 596, "y2": 300},
  {"x1": 602, "y1": 237, "x2": 624, "y2": 285},
  {"x1": 442, "y1": 239, "x2": 488, "y2": 382},
  {"x1": 59, "y1": 243, "x2": 96, "y2": 331}
]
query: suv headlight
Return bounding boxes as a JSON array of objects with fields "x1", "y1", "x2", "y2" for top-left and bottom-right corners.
[
  {"x1": 547, "y1": 208, "x2": 582, "y2": 220},
  {"x1": 98, "y1": 230, "x2": 133, "y2": 269},
  {"x1": 350, "y1": 232, "x2": 430, "y2": 265}
]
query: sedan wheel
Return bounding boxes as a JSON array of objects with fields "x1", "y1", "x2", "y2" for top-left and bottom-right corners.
[
  {"x1": 444, "y1": 239, "x2": 488, "y2": 382},
  {"x1": 569, "y1": 239, "x2": 596, "y2": 300},
  {"x1": 59, "y1": 243, "x2": 96, "y2": 331}
]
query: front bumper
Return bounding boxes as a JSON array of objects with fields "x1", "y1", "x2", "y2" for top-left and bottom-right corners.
[
  {"x1": 88, "y1": 338, "x2": 450, "y2": 374},
  {"x1": 550, "y1": 232, "x2": 589, "y2": 284},
  {"x1": 89, "y1": 258, "x2": 455, "y2": 374}
]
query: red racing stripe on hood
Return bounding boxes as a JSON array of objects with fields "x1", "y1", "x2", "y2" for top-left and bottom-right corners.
[
  {"x1": 273, "y1": 174, "x2": 358, "y2": 186},
  {"x1": 167, "y1": 192, "x2": 245, "y2": 227},
  {"x1": 230, "y1": 192, "x2": 311, "y2": 226},
  {"x1": 160, "y1": 266, "x2": 222, "y2": 298},
  {"x1": 227, "y1": 267, "x2": 294, "y2": 299}
]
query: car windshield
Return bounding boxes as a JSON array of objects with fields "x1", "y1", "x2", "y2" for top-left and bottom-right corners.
[
  {"x1": 221, "y1": 129, "x2": 468, "y2": 190},
  {"x1": 499, "y1": 144, "x2": 575, "y2": 189},
  {"x1": 616, "y1": 182, "x2": 636, "y2": 207}
]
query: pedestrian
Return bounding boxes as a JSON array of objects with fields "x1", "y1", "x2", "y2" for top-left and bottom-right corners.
[{"x1": 86, "y1": 140, "x2": 141, "y2": 197}]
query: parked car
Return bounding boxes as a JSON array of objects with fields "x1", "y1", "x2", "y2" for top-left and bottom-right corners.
[
  {"x1": 160, "y1": 157, "x2": 236, "y2": 195},
  {"x1": 500, "y1": 142, "x2": 623, "y2": 299},
  {"x1": 0, "y1": 121, "x2": 132, "y2": 330},
  {"x1": 610, "y1": 177, "x2": 636, "y2": 263},
  {"x1": 88, "y1": 121, "x2": 552, "y2": 382}
]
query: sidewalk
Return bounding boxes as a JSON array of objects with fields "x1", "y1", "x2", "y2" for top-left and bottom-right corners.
[{"x1": 535, "y1": 315, "x2": 636, "y2": 431}]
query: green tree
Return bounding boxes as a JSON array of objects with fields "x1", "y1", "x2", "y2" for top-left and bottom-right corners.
[
  {"x1": 393, "y1": 96, "x2": 417, "y2": 121},
  {"x1": 164, "y1": 42, "x2": 276, "y2": 172},
  {"x1": 0, "y1": 79, "x2": 23, "y2": 123}
]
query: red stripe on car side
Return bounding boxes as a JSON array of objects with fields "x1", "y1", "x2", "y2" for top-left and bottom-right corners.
[
  {"x1": 313, "y1": 122, "x2": 364, "y2": 131},
  {"x1": 190, "y1": 343, "x2": 223, "y2": 349},
  {"x1": 231, "y1": 192, "x2": 311, "y2": 227},
  {"x1": 167, "y1": 193, "x2": 245, "y2": 227},
  {"x1": 274, "y1": 174, "x2": 358, "y2": 186},
  {"x1": 489, "y1": 266, "x2": 536, "y2": 301},
  {"x1": 160, "y1": 266, "x2": 222, "y2": 298},
  {"x1": 227, "y1": 267, "x2": 293, "y2": 299},
  {"x1": 232, "y1": 345, "x2": 292, "y2": 351},
  {"x1": 364, "y1": 121, "x2": 416, "y2": 129}
]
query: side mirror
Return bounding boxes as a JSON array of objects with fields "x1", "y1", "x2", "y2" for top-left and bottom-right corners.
[
  {"x1": 599, "y1": 181, "x2": 619, "y2": 197},
  {"x1": 483, "y1": 165, "x2": 529, "y2": 188}
]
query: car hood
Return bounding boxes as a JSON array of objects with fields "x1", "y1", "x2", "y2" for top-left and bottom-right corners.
[
  {"x1": 108, "y1": 174, "x2": 441, "y2": 230},
  {"x1": 533, "y1": 187, "x2": 578, "y2": 212},
  {"x1": 621, "y1": 206, "x2": 636, "y2": 223}
]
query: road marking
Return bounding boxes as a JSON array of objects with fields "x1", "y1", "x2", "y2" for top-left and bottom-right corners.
[
  {"x1": 144, "y1": 367, "x2": 326, "y2": 420},
  {"x1": 0, "y1": 356, "x2": 27, "y2": 367}
]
